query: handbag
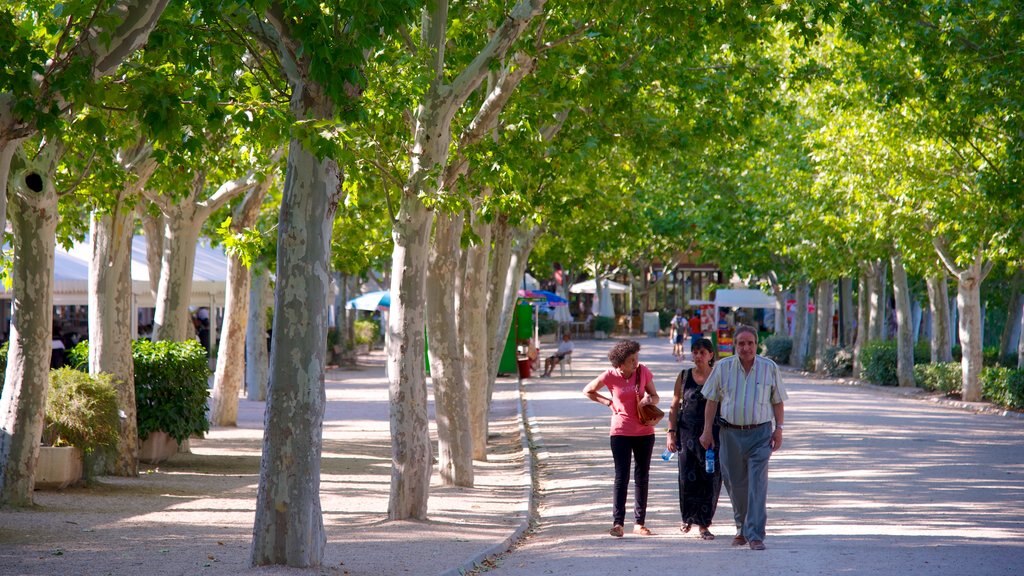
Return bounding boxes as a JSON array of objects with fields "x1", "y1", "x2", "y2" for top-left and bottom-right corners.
[{"x1": 634, "y1": 366, "x2": 664, "y2": 427}]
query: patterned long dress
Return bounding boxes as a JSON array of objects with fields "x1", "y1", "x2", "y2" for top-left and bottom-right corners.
[{"x1": 674, "y1": 369, "x2": 723, "y2": 528}]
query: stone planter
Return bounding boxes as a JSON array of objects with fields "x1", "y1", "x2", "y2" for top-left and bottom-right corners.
[
  {"x1": 138, "y1": 431, "x2": 180, "y2": 465},
  {"x1": 539, "y1": 333, "x2": 556, "y2": 344},
  {"x1": 594, "y1": 330, "x2": 608, "y2": 340},
  {"x1": 355, "y1": 343, "x2": 370, "y2": 355},
  {"x1": 35, "y1": 446, "x2": 83, "y2": 490}
]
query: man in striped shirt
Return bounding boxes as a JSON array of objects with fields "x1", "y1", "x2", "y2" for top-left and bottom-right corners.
[{"x1": 699, "y1": 325, "x2": 787, "y2": 551}]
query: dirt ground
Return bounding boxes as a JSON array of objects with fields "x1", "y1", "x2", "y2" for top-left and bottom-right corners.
[{"x1": 0, "y1": 353, "x2": 530, "y2": 576}]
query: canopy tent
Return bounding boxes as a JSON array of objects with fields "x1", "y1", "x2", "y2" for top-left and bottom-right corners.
[
  {"x1": 714, "y1": 289, "x2": 777, "y2": 309},
  {"x1": 346, "y1": 290, "x2": 390, "y2": 311},
  {"x1": 1, "y1": 236, "x2": 228, "y2": 339},
  {"x1": 569, "y1": 278, "x2": 630, "y2": 294}
]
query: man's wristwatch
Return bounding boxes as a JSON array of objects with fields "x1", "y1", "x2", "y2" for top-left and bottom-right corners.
[{"x1": 776, "y1": 425, "x2": 785, "y2": 430}]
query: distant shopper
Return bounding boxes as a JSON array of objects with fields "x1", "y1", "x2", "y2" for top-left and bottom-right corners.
[
  {"x1": 583, "y1": 340, "x2": 660, "y2": 538},
  {"x1": 667, "y1": 337, "x2": 721, "y2": 539},
  {"x1": 689, "y1": 312, "x2": 703, "y2": 341},
  {"x1": 699, "y1": 325, "x2": 787, "y2": 551}
]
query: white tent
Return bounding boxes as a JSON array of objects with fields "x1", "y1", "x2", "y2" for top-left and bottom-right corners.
[
  {"x1": 2, "y1": 236, "x2": 228, "y2": 338},
  {"x1": 569, "y1": 278, "x2": 630, "y2": 294},
  {"x1": 714, "y1": 289, "x2": 776, "y2": 309}
]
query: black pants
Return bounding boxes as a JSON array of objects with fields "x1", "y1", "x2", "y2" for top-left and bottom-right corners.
[{"x1": 610, "y1": 434, "x2": 655, "y2": 526}]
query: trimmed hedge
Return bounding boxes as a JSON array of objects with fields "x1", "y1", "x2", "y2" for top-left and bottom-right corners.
[
  {"x1": 981, "y1": 367, "x2": 1024, "y2": 410},
  {"x1": 354, "y1": 320, "x2": 379, "y2": 346},
  {"x1": 861, "y1": 340, "x2": 932, "y2": 386},
  {"x1": 44, "y1": 368, "x2": 120, "y2": 454},
  {"x1": 914, "y1": 362, "x2": 961, "y2": 394},
  {"x1": 133, "y1": 339, "x2": 210, "y2": 443},
  {"x1": 594, "y1": 315, "x2": 615, "y2": 334},
  {"x1": 69, "y1": 339, "x2": 210, "y2": 443},
  {"x1": 760, "y1": 335, "x2": 792, "y2": 365}
]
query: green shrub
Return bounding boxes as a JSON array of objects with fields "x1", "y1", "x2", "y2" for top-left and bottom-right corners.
[
  {"x1": 537, "y1": 316, "x2": 558, "y2": 336},
  {"x1": 913, "y1": 342, "x2": 931, "y2": 365},
  {"x1": 761, "y1": 335, "x2": 792, "y2": 365},
  {"x1": 133, "y1": 339, "x2": 210, "y2": 444},
  {"x1": 823, "y1": 346, "x2": 854, "y2": 377},
  {"x1": 594, "y1": 315, "x2": 615, "y2": 334},
  {"x1": 981, "y1": 367, "x2": 1024, "y2": 409},
  {"x1": 658, "y1": 309, "x2": 674, "y2": 331},
  {"x1": 914, "y1": 362, "x2": 962, "y2": 394},
  {"x1": 44, "y1": 368, "x2": 120, "y2": 454},
  {"x1": 66, "y1": 340, "x2": 89, "y2": 371},
  {"x1": 354, "y1": 320, "x2": 379, "y2": 346},
  {"x1": 861, "y1": 340, "x2": 898, "y2": 386}
]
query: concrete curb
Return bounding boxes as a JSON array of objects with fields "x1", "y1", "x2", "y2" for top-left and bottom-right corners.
[
  {"x1": 779, "y1": 365, "x2": 1024, "y2": 420},
  {"x1": 437, "y1": 378, "x2": 539, "y2": 576}
]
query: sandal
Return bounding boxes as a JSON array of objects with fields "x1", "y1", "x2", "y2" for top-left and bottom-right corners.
[
  {"x1": 699, "y1": 526, "x2": 715, "y2": 540},
  {"x1": 633, "y1": 525, "x2": 654, "y2": 536},
  {"x1": 609, "y1": 525, "x2": 624, "y2": 538},
  {"x1": 680, "y1": 523, "x2": 692, "y2": 534}
]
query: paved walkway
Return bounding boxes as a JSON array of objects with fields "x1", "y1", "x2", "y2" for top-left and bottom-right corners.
[{"x1": 477, "y1": 335, "x2": 1024, "y2": 576}]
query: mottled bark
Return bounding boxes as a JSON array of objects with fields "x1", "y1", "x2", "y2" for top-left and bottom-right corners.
[
  {"x1": 245, "y1": 270, "x2": 269, "y2": 402},
  {"x1": 839, "y1": 277, "x2": 854, "y2": 347},
  {"x1": 426, "y1": 213, "x2": 473, "y2": 486},
  {"x1": 251, "y1": 136, "x2": 338, "y2": 566},
  {"x1": 926, "y1": 274, "x2": 951, "y2": 364},
  {"x1": 934, "y1": 240, "x2": 992, "y2": 402},
  {"x1": 88, "y1": 210, "x2": 139, "y2": 476},
  {"x1": 891, "y1": 252, "x2": 915, "y2": 387},
  {"x1": 486, "y1": 215, "x2": 513, "y2": 395},
  {"x1": 866, "y1": 259, "x2": 887, "y2": 341},
  {"x1": 463, "y1": 194, "x2": 492, "y2": 461},
  {"x1": 0, "y1": 148, "x2": 60, "y2": 506},
  {"x1": 211, "y1": 174, "x2": 273, "y2": 426},
  {"x1": 766, "y1": 271, "x2": 786, "y2": 334},
  {"x1": 853, "y1": 269, "x2": 870, "y2": 378},
  {"x1": 152, "y1": 199, "x2": 203, "y2": 342},
  {"x1": 789, "y1": 280, "x2": 810, "y2": 369},
  {"x1": 999, "y1": 270, "x2": 1022, "y2": 360},
  {"x1": 814, "y1": 281, "x2": 834, "y2": 373}
]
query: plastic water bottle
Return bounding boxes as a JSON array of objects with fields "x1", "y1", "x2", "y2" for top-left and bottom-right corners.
[
  {"x1": 661, "y1": 448, "x2": 675, "y2": 461},
  {"x1": 705, "y1": 448, "x2": 715, "y2": 473}
]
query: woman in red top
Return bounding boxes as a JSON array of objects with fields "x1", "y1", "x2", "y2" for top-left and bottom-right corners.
[{"x1": 583, "y1": 340, "x2": 661, "y2": 537}]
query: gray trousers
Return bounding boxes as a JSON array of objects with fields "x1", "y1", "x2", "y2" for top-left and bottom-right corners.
[{"x1": 719, "y1": 422, "x2": 772, "y2": 541}]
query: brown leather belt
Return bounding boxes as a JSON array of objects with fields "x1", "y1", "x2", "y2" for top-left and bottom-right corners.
[{"x1": 720, "y1": 421, "x2": 770, "y2": 430}]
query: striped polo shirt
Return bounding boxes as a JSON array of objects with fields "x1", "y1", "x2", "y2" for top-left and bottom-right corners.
[{"x1": 700, "y1": 354, "x2": 788, "y2": 426}]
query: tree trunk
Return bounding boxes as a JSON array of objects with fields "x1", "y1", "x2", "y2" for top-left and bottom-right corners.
[
  {"x1": 0, "y1": 154, "x2": 59, "y2": 506},
  {"x1": 463, "y1": 197, "x2": 492, "y2": 460},
  {"x1": 211, "y1": 177, "x2": 271, "y2": 426},
  {"x1": 251, "y1": 136, "x2": 338, "y2": 567},
  {"x1": 839, "y1": 277, "x2": 854, "y2": 347},
  {"x1": 1000, "y1": 270, "x2": 1023, "y2": 360},
  {"x1": 866, "y1": 259, "x2": 887, "y2": 341},
  {"x1": 955, "y1": 272, "x2": 986, "y2": 401},
  {"x1": 926, "y1": 274, "x2": 952, "y2": 363},
  {"x1": 245, "y1": 269, "x2": 269, "y2": 402},
  {"x1": 0, "y1": 138, "x2": 21, "y2": 247},
  {"x1": 853, "y1": 270, "x2": 870, "y2": 377},
  {"x1": 934, "y1": 240, "x2": 992, "y2": 402},
  {"x1": 88, "y1": 209, "x2": 139, "y2": 476},
  {"x1": 140, "y1": 208, "x2": 164, "y2": 301},
  {"x1": 814, "y1": 281, "x2": 834, "y2": 373},
  {"x1": 387, "y1": 192, "x2": 434, "y2": 520},
  {"x1": 891, "y1": 252, "x2": 915, "y2": 387},
  {"x1": 486, "y1": 215, "x2": 513, "y2": 397},
  {"x1": 426, "y1": 213, "x2": 473, "y2": 486},
  {"x1": 789, "y1": 279, "x2": 810, "y2": 368},
  {"x1": 767, "y1": 272, "x2": 786, "y2": 335},
  {"x1": 152, "y1": 203, "x2": 203, "y2": 342}
]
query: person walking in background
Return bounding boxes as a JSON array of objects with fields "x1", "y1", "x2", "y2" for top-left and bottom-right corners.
[
  {"x1": 583, "y1": 340, "x2": 660, "y2": 538},
  {"x1": 542, "y1": 333, "x2": 575, "y2": 377},
  {"x1": 699, "y1": 325, "x2": 787, "y2": 551},
  {"x1": 666, "y1": 337, "x2": 722, "y2": 540},
  {"x1": 688, "y1": 311, "x2": 703, "y2": 342},
  {"x1": 670, "y1": 309, "x2": 687, "y2": 361}
]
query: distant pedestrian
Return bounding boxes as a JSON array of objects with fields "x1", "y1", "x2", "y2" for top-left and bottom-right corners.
[
  {"x1": 583, "y1": 340, "x2": 661, "y2": 538},
  {"x1": 666, "y1": 337, "x2": 722, "y2": 539},
  {"x1": 670, "y1": 310, "x2": 687, "y2": 361},
  {"x1": 699, "y1": 325, "x2": 787, "y2": 551}
]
